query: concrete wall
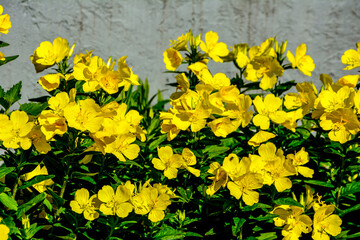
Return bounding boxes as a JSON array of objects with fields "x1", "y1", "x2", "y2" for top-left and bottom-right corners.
[{"x1": 1, "y1": 0, "x2": 360, "y2": 103}]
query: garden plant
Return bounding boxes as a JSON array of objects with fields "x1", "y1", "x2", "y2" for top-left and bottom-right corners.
[{"x1": 1, "y1": 4, "x2": 360, "y2": 240}]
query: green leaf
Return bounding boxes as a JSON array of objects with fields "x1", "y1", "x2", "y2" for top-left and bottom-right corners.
[
  {"x1": 273, "y1": 197, "x2": 303, "y2": 207},
  {"x1": 17, "y1": 192, "x2": 46, "y2": 217},
  {"x1": 0, "y1": 192, "x2": 18, "y2": 210},
  {"x1": 47, "y1": 188, "x2": 65, "y2": 207},
  {"x1": 203, "y1": 145, "x2": 230, "y2": 159},
  {"x1": 339, "y1": 203, "x2": 360, "y2": 216},
  {"x1": 257, "y1": 232, "x2": 278, "y2": 240},
  {"x1": 18, "y1": 175, "x2": 55, "y2": 190},
  {"x1": 19, "y1": 102, "x2": 48, "y2": 116},
  {"x1": 346, "y1": 232, "x2": 360, "y2": 239},
  {"x1": 0, "y1": 41, "x2": 10, "y2": 48},
  {"x1": 153, "y1": 224, "x2": 186, "y2": 240},
  {"x1": 232, "y1": 217, "x2": 246, "y2": 236},
  {"x1": 184, "y1": 232, "x2": 202, "y2": 238},
  {"x1": 0, "y1": 55, "x2": 19, "y2": 66},
  {"x1": 341, "y1": 181, "x2": 360, "y2": 196},
  {"x1": 0, "y1": 167, "x2": 15, "y2": 179},
  {"x1": 249, "y1": 214, "x2": 279, "y2": 221},
  {"x1": 4, "y1": 81, "x2": 22, "y2": 107},
  {"x1": 242, "y1": 203, "x2": 272, "y2": 212},
  {"x1": 25, "y1": 223, "x2": 44, "y2": 239},
  {"x1": 0, "y1": 85, "x2": 5, "y2": 98},
  {"x1": 149, "y1": 134, "x2": 167, "y2": 151},
  {"x1": 296, "y1": 127, "x2": 311, "y2": 139},
  {"x1": 303, "y1": 180, "x2": 334, "y2": 188}
]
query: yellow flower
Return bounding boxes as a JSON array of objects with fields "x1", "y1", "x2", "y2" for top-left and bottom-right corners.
[
  {"x1": 252, "y1": 94, "x2": 286, "y2": 130},
  {"x1": 169, "y1": 30, "x2": 191, "y2": 51},
  {"x1": 206, "y1": 162, "x2": 228, "y2": 196},
  {"x1": 152, "y1": 146, "x2": 183, "y2": 179},
  {"x1": 30, "y1": 37, "x2": 69, "y2": 73},
  {"x1": 70, "y1": 188, "x2": 100, "y2": 221},
  {"x1": 341, "y1": 42, "x2": 360, "y2": 70},
  {"x1": 23, "y1": 164, "x2": 54, "y2": 193},
  {"x1": 286, "y1": 147, "x2": 314, "y2": 178},
  {"x1": 287, "y1": 43, "x2": 315, "y2": 76},
  {"x1": 132, "y1": 186, "x2": 171, "y2": 222},
  {"x1": 0, "y1": 111, "x2": 34, "y2": 150},
  {"x1": 337, "y1": 75, "x2": 359, "y2": 88},
  {"x1": 200, "y1": 31, "x2": 229, "y2": 63},
  {"x1": 181, "y1": 148, "x2": 200, "y2": 177},
  {"x1": 244, "y1": 56, "x2": 284, "y2": 90},
  {"x1": 227, "y1": 172, "x2": 263, "y2": 206},
  {"x1": 272, "y1": 205, "x2": 312, "y2": 240},
  {"x1": 0, "y1": 5, "x2": 11, "y2": 35},
  {"x1": 38, "y1": 73, "x2": 63, "y2": 91},
  {"x1": 248, "y1": 130, "x2": 276, "y2": 147},
  {"x1": 97, "y1": 185, "x2": 133, "y2": 218},
  {"x1": 163, "y1": 48, "x2": 183, "y2": 71},
  {"x1": 38, "y1": 111, "x2": 67, "y2": 140},
  {"x1": 0, "y1": 223, "x2": 10, "y2": 240},
  {"x1": 72, "y1": 55, "x2": 104, "y2": 92},
  {"x1": 63, "y1": 99, "x2": 103, "y2": 133},
  {"x1": 175, "y1": 73, "x2": 190, "y2": 92},
  {"x1": 102, "y1": 134, "x2": 140, "y2": 162},
  {"x1": 0, "y1": 51, "x2": 5, "y2": 61},
  {"x1": 117, "y1": 56, "x2": 140, "y2": 91},
  {"x1": 235, "y1": 44, "x2": 250, "y2": 68},
  {"x1": 312, "y1": 205, "x2": 342, "y2": 240},
  {"x1": 320, "y1": 108, "x2": 360, "y2": 143},
  {"x1": 208, "y1": 117, "x2": 238, "y2": 138},
  {"x1": 284, "y1": 82, "x2": 317, "y2": 115},
  {"x1": 28, "y1": 126, "x2": 51, "y2": 154}
]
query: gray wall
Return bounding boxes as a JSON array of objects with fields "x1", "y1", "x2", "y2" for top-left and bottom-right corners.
[{"x1": 1, "y1": 0, "x2": 360, "y2": 103}]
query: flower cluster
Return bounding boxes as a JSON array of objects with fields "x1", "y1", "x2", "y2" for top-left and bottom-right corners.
[
  {"x1": 70, "y1": 181, "x2": 174, "y2": 222},
  {"x1": 272, "y1": 186, "x2": 342, "y2": 240}
]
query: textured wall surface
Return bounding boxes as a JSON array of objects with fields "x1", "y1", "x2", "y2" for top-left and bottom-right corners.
[{"x1": 1, "y1": 0, "x2": 360, "y2": 102}]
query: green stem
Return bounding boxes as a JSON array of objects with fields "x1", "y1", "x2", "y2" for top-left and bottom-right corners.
[{"x1": 12, "y1": 179, "x2": 18, "y2": 199}]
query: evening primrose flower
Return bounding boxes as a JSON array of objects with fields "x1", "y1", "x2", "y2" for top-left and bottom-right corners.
[
  {"x1": 163, "y1": 48, "x2": 183, "y2": 71},
  {"x1": 0, "y1": 5, "x2": 11, "y2": 35},
  {"x1": 181, "y1": 148, "x2": 200, "y2": 177},
  {"x1": 284, "y1": 82, "x2": 318, "y2": 115},
  {"x1": 152, "y1": 146, "x2": 183, "y2": 179},
  {"x1": 0, "y1": 111, "x2": 34, "y2": 150},
  {"x1": 286, "y1": 147, "x2": 314, "y2": 178},
  {"x1": 23, "y1": 164, "x2": 54, "y2": 193},
  {"x1": 244, "y1": 56, "x2": 284, "y2": 90},
  {"x1": 38, "y1": 73, "x2": 63, "y2": 91},
  {"x1": 248, "y1": 130, "x2": 276, "y2": 147},
  {"x1": 0, "y1": 224, "x2": 10, "y2": 240},
  {"x1": 200, "y1": 31, "x2": 229, "y2": 63},
  {"x1": 117, "y1": 56, "x2": 140, "y2": 91},
  {"x1": 102, "y1": 134, "x2": 140, "y2": 162},
  {"x1": 28, "y1": 126, "x2": 51, "y2": 154},
  {"x1": 341, "y1": 42, "x2": 360, "y2": 70},
  {"x1": 97, "y1": 185, "x2": 133, "y2": 218},
  {"x1": 169, "y1": 30, "x2": 191, "y2": 51},
  {"x1": 132, "y1": 186, "x2": 171, "y2": 222},
  {"x1": 312, "y1": 205, "x2": 342, "y2": 240},
  {"x1": 38, "y1": 111, "x2": 67, "y2": 140},
  {"x1": 225, "y1": 155, "x2": 263, "y2": 206},
  {"x1": 70, "y1": 188, "x2": 100, "y2": 221},
  {"x1": 30, "y1": 37, "x2": 69, "y2": 73},
  {"x1": 319, "y1": 108, "x2": 360, "y2": 143},
  {"x1": 287, "y1": 43, "x2": 315, "y2": 76},
  {"x1": 272, "y1": 205, "x2": 312, "y2": 240},
  {"x1": 63, "y1": 99, "x2": 103, "y2": 133},
  {"x1": 252, "y1": 94, "x2": 286, "y2": 130}
]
